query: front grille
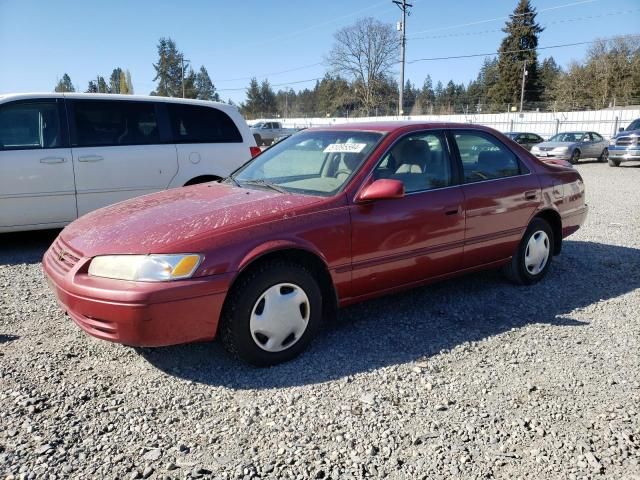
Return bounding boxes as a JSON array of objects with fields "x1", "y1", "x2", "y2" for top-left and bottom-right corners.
[
  {"x1": 539, "y1": 146, "x2": 556, "y2": 151},
  {"x1": 48, "y1": 239, "x2": 81, "y2": 273},
  {"x1": 616, "y1": 136, "x2": 637, "y2": 147}
]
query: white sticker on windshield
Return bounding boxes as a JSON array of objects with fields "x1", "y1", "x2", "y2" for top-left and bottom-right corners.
[{"x1": 323, "y1": 143, "x2": 367, "y2": 153}]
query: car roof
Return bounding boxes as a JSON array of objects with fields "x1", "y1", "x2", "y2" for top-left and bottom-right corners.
[
  {"x1": 306, "y1": 121, "x2": 496, "y2": 133},
  {"x1": 0, "y1": 92, "x2": 238, "y2": 112}
]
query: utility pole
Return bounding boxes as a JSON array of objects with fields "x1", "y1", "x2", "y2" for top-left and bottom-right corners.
[
  {"x1": 519, "y1": 60, "x2": 528, "y2": 113},
  {"x1": 181, "y1": 56, "x2": 190, "y2": 98},
  {"x1": 394, "y1": 0, "x2": 412, "y2": 116}
]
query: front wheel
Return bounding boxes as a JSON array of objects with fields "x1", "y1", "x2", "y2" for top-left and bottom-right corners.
[
  {"x1": 503, "y1": 218, "x2": 554, "y2": 285},
  {"x1": 569, "y1": 149, "x2": 580, "y2": 164},
  {"x1": 598, "y1": 148, "x2": 608, "y2": 163},
  {"x1": 219, "y1": 260, "x2": 323, "y2": 366}
]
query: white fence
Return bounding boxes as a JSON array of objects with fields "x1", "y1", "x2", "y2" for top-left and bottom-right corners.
[{"x1": 274, "y1": 108, "x2": 640, "y2": 140}]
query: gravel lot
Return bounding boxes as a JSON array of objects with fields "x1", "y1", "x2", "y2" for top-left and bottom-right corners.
[{"x1": 1, "y1": 161, "x2": 639, "y2": 480}]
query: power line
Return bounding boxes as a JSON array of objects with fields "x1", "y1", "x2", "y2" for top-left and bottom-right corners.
[
  {"x1": 406, "y1": 34, "x2": 640, "y2": 64},
  {"x1": 407, "y1": 8, "x2": 640, "y2": 41},
  {"x1": 215, "y1": 62, "x2": 324, "y2": 83},
  {"x1": 409, "y1": 0, "x2": 599, "y2": 36}
]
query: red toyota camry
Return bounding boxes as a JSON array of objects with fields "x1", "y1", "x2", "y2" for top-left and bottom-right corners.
[{"x1": 44, "y1": 122, "x2": 587, "y2": 365}]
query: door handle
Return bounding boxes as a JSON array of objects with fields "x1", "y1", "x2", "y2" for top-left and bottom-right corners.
[
  {"x1": 40, "y1": 156, "x2": 65, "y2": 164},
  {"x1": 77, "y1": 155, "x2": 104, "y2": 162},
  {"x1": 444, "y1": 207, "x2": 460, "y2": 216},
  {"x1": 524, "y1": 190, "x2": 537, "y2": 200}
]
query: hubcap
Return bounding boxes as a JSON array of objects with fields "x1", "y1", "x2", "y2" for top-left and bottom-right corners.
[
  {"x1": 249, "y1": 283, "x2": 310, "y2": 353},
  {"x1": 524, "y1": 230, "x2": 550, "y2": 276}
]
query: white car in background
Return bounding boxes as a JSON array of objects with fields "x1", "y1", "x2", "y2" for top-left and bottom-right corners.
[{"x1": 0, "y1": 93, "x2": 259, "y2": 233}]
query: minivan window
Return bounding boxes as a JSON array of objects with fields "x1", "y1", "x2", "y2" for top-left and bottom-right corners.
[
  {"x1": 168, "y1": 104, "x2": 242, "y2": 143},
  {"x1": 73, "y1": 100, "x2": 160, "y2": 147},
  {"x1": 0, "y1": 102, "x2": 62, "y2": 150}
]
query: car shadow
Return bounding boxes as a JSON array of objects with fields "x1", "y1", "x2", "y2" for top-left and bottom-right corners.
[
  {"x1": 0, "y1": 229, "x2": 60, "y2": 265},
  {"x1": 140, "y1": 240, "x2": 640, "y2": 389},
  {"x1": 0, "y1": 334, "x2": 20, "y2": 344}
]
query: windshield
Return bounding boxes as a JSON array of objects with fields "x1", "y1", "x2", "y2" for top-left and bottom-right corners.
[
  {"x1": 548, "y1": 132, "x2": 584, "y2": 143},
  {"x1": 232, "y1": 130, "x2": 382, "y2": 196},
  {"x1": 252, "y1": 122, "x2": 264, "y2": 129},
  {"x1": 626, "y1": 119, "x2": 640, "y2": 131}
]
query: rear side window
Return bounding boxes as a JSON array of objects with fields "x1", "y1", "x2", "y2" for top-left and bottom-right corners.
[
  {"x1": 0, "y1": 101, "x2": 62, "y2": 150},
  {"x1": 167, "y1": 104, "x2": 242, "y2": 143},
  {"x1": 454, "y1": 131, "x2": 523, "y2": 183},
  {"x1": 73, "y1": 100, "x2": 160, "y2": 147}
]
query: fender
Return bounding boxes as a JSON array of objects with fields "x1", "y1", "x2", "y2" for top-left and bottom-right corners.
[{"x1": 237, "y1": 238, "x2": 330, "y2": 273}]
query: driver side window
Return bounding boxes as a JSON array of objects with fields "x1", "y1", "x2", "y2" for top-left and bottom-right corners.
[{"x1": 373, "y1": 132, "x2": 452, "y2": 193}]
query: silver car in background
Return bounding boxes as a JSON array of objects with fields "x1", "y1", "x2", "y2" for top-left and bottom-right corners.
[{"x1": 531, "y1": 131, "x2": 609, "y2": 164}]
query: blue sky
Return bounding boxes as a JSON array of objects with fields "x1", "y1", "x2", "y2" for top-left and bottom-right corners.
[{"x1": 1, "y1": 0, "x2": 638, "y2": 104}]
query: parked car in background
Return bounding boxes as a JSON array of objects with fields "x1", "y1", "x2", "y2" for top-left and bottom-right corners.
[
  {"x1": 0, "y1": 93, "x2": 259, "y2": 233},
  {"x1": 273, "y1": 127, "x2": 307, "y2": 145},
  {"x1": 503, "y1": 132, "x2": 544, "y2": 151},
  {"x1": 607, "y1": 118, "x2": 640, "y2": 167},
  {"x1": 250, "y1": 121, "x2": 297, "y2": 146},
  {"x1": 44, "y1": 122, "x2": 587, "y2": 366},
  {"x1": 530, "y1": 131, "x2": 608, "y2": 164}
]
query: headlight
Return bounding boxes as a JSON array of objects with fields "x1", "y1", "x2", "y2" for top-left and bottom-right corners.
[
  {"x1": 609, "y1": 139, "x2": 616, "y2": 146},
  {"x1": 88, "y1": 254, "x2": 202, "y2": 281}
]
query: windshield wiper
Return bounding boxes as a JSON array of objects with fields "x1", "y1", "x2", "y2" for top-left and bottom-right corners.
[{"x1": 239, "y1": 179, "x2": 288, "y2": 194}]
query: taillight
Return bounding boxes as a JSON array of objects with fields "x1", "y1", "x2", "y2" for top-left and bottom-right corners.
[{"x1": 250, "y1": 146, "x2": 261, "y2": 158}]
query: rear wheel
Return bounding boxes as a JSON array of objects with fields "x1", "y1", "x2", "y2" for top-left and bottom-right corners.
[
  {"x1": 220, "y1": 260, "x2": 322, "y2": 366},
  {"x1": 598, "y1": 148, "x2": 608, "y2": 163},
  {"x1": 608, "y1": 157, "x2": 621, "y2": 167},
  {"x1": 569, "y1": 149, "x2": 580, "y2": 164},
  {"x1": 503, "y1": 218, "x2": 554, "y2": 285}
]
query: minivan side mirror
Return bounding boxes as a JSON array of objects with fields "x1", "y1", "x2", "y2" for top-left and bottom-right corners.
[{"x1": 356, "y1": 179, "x2": 404, "y2": 203}]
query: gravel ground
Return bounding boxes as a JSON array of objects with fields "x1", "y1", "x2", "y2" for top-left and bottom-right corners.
[{"x1": 1, "y1": 161, "x2": 639, "y2": 480}]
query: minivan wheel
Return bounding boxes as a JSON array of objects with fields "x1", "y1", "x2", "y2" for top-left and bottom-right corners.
[
  {"x1": 569, "y1": 149, "x2": 580, "y2": 164},
  {"x1": 598, "y1": 148, "x2": 608, "y2": 163},
  {"x1": 503, "y1": 218, "x2": 554, "y2": 285},
  {"x1": 220, "y1": 260, "x2": 322, "y2": 366},
  {"x1": 608, "y1": 157, "x2": 621, "y2": 167}
]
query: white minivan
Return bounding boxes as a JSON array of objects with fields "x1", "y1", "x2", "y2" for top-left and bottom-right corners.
[{"x1": 0, "y1": 93, "x2": 259, "y2": 233}]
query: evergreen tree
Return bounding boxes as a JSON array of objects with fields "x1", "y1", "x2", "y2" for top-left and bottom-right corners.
[
  {"x1": 86, "y1": 81, "x2": 98, "y2": 93},
  {"x1": 152, "y1": 37, "x2": 183, "y2": 97},
  {"x1": 260, "y1": 80, "x2": 277, "y2": 116},
  {"x1": 110, "y1": 67, "x2": 123, "y2": 94},
  {"x1": 126, "y1": 70, "x2": 134, "y2": 94},
  {"x1": 195, "y1": 66, "x2": 219, "y2": 101},
  {"x1": 488, "y1": 0, "x2": 543, "y2": 109},
  {"x1": 119, "y1": 70, "x2": 131, "y2": 94},
  {"x1": 416, "y1": 75, "x2": 435, "y2": 114},
  {"x1": 54, "y1": 73, "x2": 75, "y2": 92},
  {"x1": 97, "y1": 76, "x2": 109, "y2": 93},
  {"x1": 242, "y1": 78, "x2": 263, "y2": 118},
  {"x1": 538, "y1": 57, "x2": 562, "y2": 102},
  {"x1": 403, "y1": 80, "x2": 417, "y2": 114}
]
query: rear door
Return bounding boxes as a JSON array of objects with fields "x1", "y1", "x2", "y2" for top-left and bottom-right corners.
[
  {"x1": 167, "y1": 103, "x2": 248, "y2": 184},
  {"x1": 0, "y1": 98, "x2": 77, "y2": 229},
  {"x1": 68, "y1": 99, "x2": 178, "y2": 216},
  {"x1": 450, "y1": 130, "x2": 540, "y2": 268}
]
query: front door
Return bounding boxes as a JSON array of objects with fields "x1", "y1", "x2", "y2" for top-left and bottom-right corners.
[
  {"x1": 68, "y1": 99, "x2": 178, "y2": 216},
  {"x1": 0, "y1": 98, "x2": 77, "y2": 229},
  {"x1": 349, "y1": 131, "x2": 465, "y2": 298},
  {"x1": 450, "y1": 130, "x2": 540, "y2": 268}
]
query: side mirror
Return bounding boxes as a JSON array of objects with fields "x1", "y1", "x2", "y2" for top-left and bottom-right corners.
[
  {"x1": 619, "y1": 127, "x2": 624, "y2": 132},
  {"x1": 356, "y1": 179, "x2": 404, "y2": 203}
]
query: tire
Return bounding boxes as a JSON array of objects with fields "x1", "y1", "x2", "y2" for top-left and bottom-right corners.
[
  {"x1": 503, "y1": 218, "x2": 554, "y2": 286},
  {"x1": 253, "y1": 134, "x2": 262, "y2": 146},
  {"x1": 219, "y1": 260, "x2": 323, "y2": 366},
  {"x1": 569, "y1": 149, "x2": 580, "y2": 164},
  {"x1": 598, "y1": 148, "x2": 608, "y2": 163},
  {"x1": 608, "y1": 157, "x2": 621, "y2": 167}
]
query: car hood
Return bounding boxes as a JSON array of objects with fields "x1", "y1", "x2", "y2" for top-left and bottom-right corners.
[
  {"x1": 61, "y1": 183, "x2": 323, "y2": 257},
  {"x1": 614, "y1": 129, "x2": 640, "y2": 138},
  {"x1": 534, "y1": 141, "x2": 576, "y2": 149}
]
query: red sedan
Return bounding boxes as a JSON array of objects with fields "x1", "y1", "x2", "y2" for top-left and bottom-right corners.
[{"x1": 44, "y1": 122, "x2": 587, "y2": 365}]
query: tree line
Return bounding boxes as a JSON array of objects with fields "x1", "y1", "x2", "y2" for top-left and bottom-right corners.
[{"x1": 53, "y1": 0, "x2": 640, "y2": 117}]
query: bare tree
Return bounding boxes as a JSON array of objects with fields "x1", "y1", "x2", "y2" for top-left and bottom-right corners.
[{"x1": 327, "y1": 17, "x2": 398, "y2": 115}]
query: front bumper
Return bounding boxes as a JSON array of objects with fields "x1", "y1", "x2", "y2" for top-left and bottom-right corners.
[
  {"x1": 533, "y1": 151, "x2": 571, "y2": 160},
  {"x1": 43, "y1": 240, "x2": 233, "y2": 347},
  {"x1": 608, "y1": 147, "x2": 640, "y2": 161}
]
